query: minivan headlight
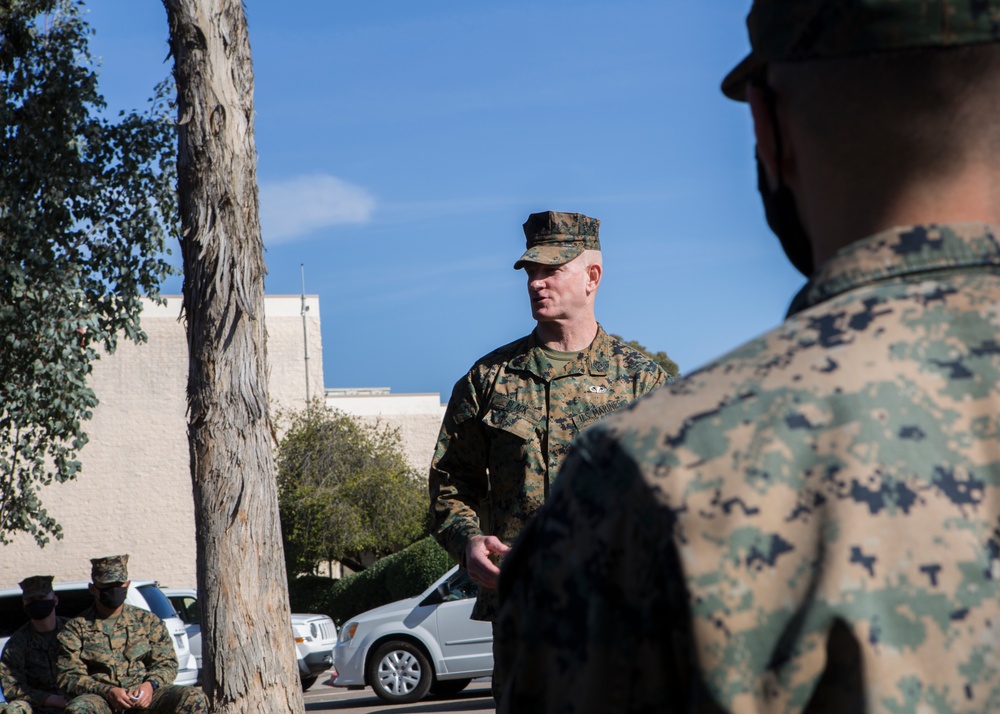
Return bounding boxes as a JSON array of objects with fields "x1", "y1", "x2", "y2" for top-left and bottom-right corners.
[{"x1": 339, "y1": 623, "x2": 358, "y2": 643}]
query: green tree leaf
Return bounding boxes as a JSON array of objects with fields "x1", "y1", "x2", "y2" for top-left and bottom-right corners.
[{"x1": 0, "y1": 0, "x2": 178, "y2": 546}]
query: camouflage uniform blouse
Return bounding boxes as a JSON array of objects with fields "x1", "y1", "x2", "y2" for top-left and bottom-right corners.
[
  {"x1": 0, "y1": 617, "x2": 68, "y2": 707},
  {"x1": 56, "y1": 604, "x2": 177, "y2": 698},
  {"x1": 430, "y1": 325, "x2": 665, "y2": 620},
  {"x1": 496, "y1": 224, "x2": 1000, "y2": 713}
]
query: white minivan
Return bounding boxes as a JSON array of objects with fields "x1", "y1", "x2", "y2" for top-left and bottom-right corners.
[{"x1": 0, "y1": 580, "x2": 199, "y2": 690}]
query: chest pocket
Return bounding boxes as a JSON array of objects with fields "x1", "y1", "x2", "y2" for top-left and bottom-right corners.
[
  {"x1": 124, "y1": 641, "x2": 151, "y2": 664},
  {"x1": 81, "y1": 642, "x2": 116, "y2": 674},
  {"x1": 482, "y1": 394, "x2": 540, "y2": 441},
  {"x1": 570, "y1": 396, "x2": 630, "y2": 433}
]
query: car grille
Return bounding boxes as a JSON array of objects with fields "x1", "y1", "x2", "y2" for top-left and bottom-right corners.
[{"x1": 315, "y1": 620, "x2": 336, "y2": 642}]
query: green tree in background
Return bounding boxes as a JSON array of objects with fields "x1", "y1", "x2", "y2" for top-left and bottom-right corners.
[
  {"x1": 277, "y1": 404, "x2": 428, "y2": 576},
  {"x1": 0, "y1": 0, "x2": 177, "y2": 546},
  {"x1": 611, "y1": 334, "x2": 681, "y2": 378}
]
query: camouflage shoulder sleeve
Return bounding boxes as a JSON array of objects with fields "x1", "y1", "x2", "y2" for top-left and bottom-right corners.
[
  {"x1": 637, "y1": 359, "x2": 668, "y2": 395},
  {"x1": 130, "y1": 607, "x2": 177, "y2": 686},
  {"x1": 604, "y1": 334, "x2": 669, "y2": 397},
  {"x1": 495, "y1": 427, "x2": 687, "y2": 711},
  {"x1": 428, "y1": 364, "x2": 493, "y2": 565},
  {"x1": 56, "y1": 618, "x2": 114, "y2": 698}
]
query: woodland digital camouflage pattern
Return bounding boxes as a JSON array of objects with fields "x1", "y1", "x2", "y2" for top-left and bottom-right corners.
[
  {"x1": 60, "y1": 687, "x2": 206, "y2": 714},
  {"x1": 497, "y1": 223, "x2": 1000, "y2": 712},
  {"x1": 723, "y1": 0, "x2": 1000, "y2": 99},
  {"x1": 430, "y1": 325, "x2": 665, "y2": 619},
  {"x1": 57, "y1": 603, "x2": 206, "y2": 713},
  {"x1": 513, "y1": 211, "x2": 602, "y2": 269},
  {"x1": 0, "y1": 617, "x2": 69, "y2": 714},
  {"x1": 89, "y1": 555, "x2": 127, "y2": 585}
]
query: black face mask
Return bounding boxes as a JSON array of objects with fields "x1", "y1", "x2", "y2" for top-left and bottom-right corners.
[
  {"x1": 756, "y1": 154, "x2": 814, "y2": 277},
  {"x1": 24, "y1": 598, "x2": 56, "y2": 620},
  {"x1": 97, "y1": 585, "x2": 128, "y2": 609},
  {"x1": 752, "y1": 77, "x2": 815, "y2": 278}
]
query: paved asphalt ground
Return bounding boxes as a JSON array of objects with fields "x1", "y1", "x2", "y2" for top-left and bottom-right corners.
[{"x1": 303, "y1": 671, "x2": 495, "y2": 713}]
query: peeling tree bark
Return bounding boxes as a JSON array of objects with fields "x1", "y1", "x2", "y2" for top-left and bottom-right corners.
[{"x1": 162, "y1": 1, "x2": 305, "y2": 711}]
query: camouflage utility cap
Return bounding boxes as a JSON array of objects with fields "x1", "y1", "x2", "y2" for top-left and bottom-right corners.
[
  {"x1": 91, "y1": 554, "x2": 128, "y2": 584},
  {"x1": 19, "y1": 575, "x2": 54, "y2": 598},
  {"x1": 514, "y1": 211, "x2": 600, "y2": 270},
  {"x1": 723, "y1": 0, "x2": 1000, "y2": 100}
]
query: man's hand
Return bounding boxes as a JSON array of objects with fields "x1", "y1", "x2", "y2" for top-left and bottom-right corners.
[
  {"x1": 129, "y1": 681, "x2": 155, "y2": 708},
  {"x1": 43, "y1": 693, "x2": 69, "y2": 709},
  {"x1": 107, "y1": 686, "x2": 135, "y2": 709},
  {"x1": 466, "y1": 535, "x2": 511, "y2": 589}
]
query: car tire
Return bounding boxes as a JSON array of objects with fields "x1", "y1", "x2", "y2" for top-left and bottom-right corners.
[
  {"x1": 300, "y1": 675, "x2": 318, "y2": 692},
  {"x1": 367, "y1": 640, "x2": 432, "y2": 704},
  {"x1": 429, "y1": 677, "x2": 472, "y2": 697}
]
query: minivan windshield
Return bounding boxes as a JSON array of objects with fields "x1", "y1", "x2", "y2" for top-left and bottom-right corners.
[{"x1": 137, "y1": 584, "x2": 179, "y2": 620}]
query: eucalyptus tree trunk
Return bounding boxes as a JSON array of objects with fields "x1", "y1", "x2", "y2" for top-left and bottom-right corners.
[{"x1": 162, "y1": 1, "x2": 304, "y2": 711}]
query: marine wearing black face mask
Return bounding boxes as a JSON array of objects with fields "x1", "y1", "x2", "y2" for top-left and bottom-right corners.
[
  {"x1": 0, "y1": 574, "x2": 69, "y2": 712},
  {"x1": 56, "y1": 553, "x2": 210, "y2": 712}
]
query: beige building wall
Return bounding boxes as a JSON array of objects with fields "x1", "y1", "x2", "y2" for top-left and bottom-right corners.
[
  {"x1": 0, "y1": 295, "x2": 323, "y2": 589},
  {"x1": 324, "y1": 389, "x2": 446, "y2": 475}
]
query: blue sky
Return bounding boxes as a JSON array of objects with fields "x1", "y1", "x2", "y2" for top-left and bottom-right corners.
[{"x1": 86, "y1": 1, "x2": 805, "y2": 399}]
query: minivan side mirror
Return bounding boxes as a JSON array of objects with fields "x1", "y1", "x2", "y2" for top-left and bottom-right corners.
[{"x1": 419, "y1": 583, "x2": 448, "y2": 607}]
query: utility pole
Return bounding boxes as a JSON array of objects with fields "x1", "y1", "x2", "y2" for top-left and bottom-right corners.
[{"x1": 301, "y1": 263, "x2": 311, "y2": 405}]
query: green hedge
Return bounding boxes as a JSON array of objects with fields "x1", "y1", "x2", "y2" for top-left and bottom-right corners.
[{"x1": 288, "y1": 537, "x2": 455, "y2": 625}]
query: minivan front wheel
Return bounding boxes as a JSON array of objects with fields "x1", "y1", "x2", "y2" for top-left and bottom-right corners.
[{"x1": 368, "y1": 641, "x2": 432, "y2": 703}]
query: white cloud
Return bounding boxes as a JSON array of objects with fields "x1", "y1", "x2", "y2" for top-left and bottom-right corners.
[{"x1": 259, "y1": 174, "x2": 375, "y2": 244}]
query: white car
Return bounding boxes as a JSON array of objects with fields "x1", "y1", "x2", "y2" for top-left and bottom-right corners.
[
  {"x1": 0, "y1": 580, "x2": 199, "y2": 688},
  {"x1": 162, "y1": 587, "x2": 337, "y2": 691},
  {"x1": 333, "y1": 565, "x2": 492, "y2": 704}
]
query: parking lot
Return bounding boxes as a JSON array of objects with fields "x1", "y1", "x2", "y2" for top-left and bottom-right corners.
[{"x1": 304, "y1": 671, "x2": 494, "y2": 713}]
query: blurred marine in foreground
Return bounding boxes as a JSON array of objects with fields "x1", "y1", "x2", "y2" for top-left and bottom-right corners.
[{"x1": 496, "y1": 1, "x2": 1000, "y2": 712}]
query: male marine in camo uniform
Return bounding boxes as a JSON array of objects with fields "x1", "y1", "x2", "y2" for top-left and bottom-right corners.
[
  {"x1": 56, "y1": 555, "x2": 206, "y2": 713},
  {"x1": 497, "y1": 2, "x2": 1000, "y2": 712},
  {"x1": 0, "y1": 576, "x2": 69, "y2": 713},
  {"x1": 429, "y1": 211, "x2": 666, "y2": 695}
]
